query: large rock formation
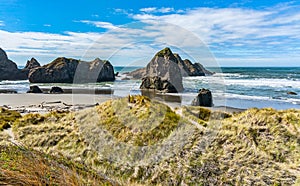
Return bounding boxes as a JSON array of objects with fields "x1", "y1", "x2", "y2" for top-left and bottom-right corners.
[
  {"x1": 140, "y1": 47, "x2": 184, "y2": 93},
  {"x1": 128, "y1": 47, "x2": 213, "y2": 79},
  {"x1": 28, "y1": 57, "x2": 115, "y2": 83},
  {"x1": 0, "y1": 48, "x2": 27, "y2": 80}
]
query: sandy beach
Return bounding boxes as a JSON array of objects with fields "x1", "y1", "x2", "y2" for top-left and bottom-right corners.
[
  {"x1": 0, "y1": 93, "x2": 114, "y2": 113},
  {"x1": 0, "y1": 93, "x2": 245, "y2": 114}
]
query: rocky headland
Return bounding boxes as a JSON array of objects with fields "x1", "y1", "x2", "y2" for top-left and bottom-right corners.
[
  {"x1": 0, "y1": 48, "x2": 34, "y2": 80},
  {"x1": 0, "y1": 48, "x2": 115, "y2": 83}
]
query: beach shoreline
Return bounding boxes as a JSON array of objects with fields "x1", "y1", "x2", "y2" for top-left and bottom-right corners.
[{"x1": 0, "y1": 92, "x2": 247, "y2": 114}]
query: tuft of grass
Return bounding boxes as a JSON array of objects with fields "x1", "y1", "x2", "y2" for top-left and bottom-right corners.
[
  {"x1": 13, "y1": 111, "x2": 68, "y2": 128},
  {"x1": 0, "y1": 107, "x2": 21, "y2": 131},
  {"x1": 182, "y1": 106, "x2": 232, "y2": 121}
]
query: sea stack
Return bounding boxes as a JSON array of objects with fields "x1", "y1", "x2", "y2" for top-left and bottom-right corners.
[
  {"x1": 191, "y1": 88, "x2": 213, "y2": 107},
  {"x1": 128, "y1": 47, "x2": 213, "y2": 79},
  {"x1": 140, "y1": 47, "x2": 184, "y2": 93},
  {"x1": 28, "y1": 57, "x2": 115, "y2": 83}
]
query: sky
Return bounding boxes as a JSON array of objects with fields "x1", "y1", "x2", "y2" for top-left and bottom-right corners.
[{"x1": 0, "y1": 0, "x2": 300, "y2": 67}]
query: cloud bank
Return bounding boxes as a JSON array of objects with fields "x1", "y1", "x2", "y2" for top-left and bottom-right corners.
[{"x1": 1, "y1": 3, "x2": 300, "y2": 66}]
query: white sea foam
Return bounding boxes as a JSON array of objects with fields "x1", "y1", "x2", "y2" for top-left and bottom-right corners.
[
  {"x1": 223, "y1": 78, "x2": 300, "y2": 88},
  {"x1": 184, "y1": 76, "x2": 300, "y2": 88}
]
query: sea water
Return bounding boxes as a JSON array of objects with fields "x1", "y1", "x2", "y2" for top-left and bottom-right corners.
[{"x1": 0, "y1": 67, "x2": 299, "y2": 109}]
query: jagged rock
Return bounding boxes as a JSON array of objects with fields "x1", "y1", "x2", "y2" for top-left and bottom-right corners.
[
  {"x1": 0, "y1": 48, "x2": 27, "y2": 80},
  {"x1": 27, "y1": 85, "x2": 43, "y2": 93},
  {"x1": 178, "y1": 57, "x2": 214, "y2": 76},
  {"x1": 24, "y1": 58, "x2": 41, "y2": 70},
  {"x1": 140, "y1": 47, "x2": 184, "y2": 93},
  {"x1": 21, "y1": 58, "x2": 41, "y2": 77},
  {"x1": 49, "y1": 87, "x2": 64, "y2": 94},
  {"x1": 193, "y1": 63, "x2": 214, "y2": 76},
  {"x1": 28, "y1": 57, "x2": 115, "y2": 83},
  {"x1": 191, "y1": 88, "x2": 213, "y2": 107}
]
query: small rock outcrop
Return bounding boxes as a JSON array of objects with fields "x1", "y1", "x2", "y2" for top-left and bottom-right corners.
[
  {"x1": 27, "y1": 85, "x2": 43, "y2": 93},
  {"x1": 128, "y1": 48, "x2": 213, "y2": 79},
  {"x1": 140, "y1": 76, "x2": 178, "y2": 93},
  {"x1": 140, "y1": 47, "x2": 184, "y2": 93},
  {"x1": 0, "y1": 48, "x2": 27, "y2": 80},
  {"x1": 191, "y1": 88, "x2": 213, "y2": 107},
  {"x1": 28, "y1": 57, "x2": 115, "y2": 83},
  {"x1": 49, "y1": 87, "x2": 64, "y2": 94},
  {"x1": 287, "y1": 91, "x2": 297, "y2": 95}
]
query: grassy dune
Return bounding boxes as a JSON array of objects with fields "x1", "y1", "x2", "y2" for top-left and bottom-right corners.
[
  {"x1": 0, "y1": 145, "x2": 113, "y2": 185},
  {"x1": 0, "y1": 96, "x2": 299, "y2": 185}
]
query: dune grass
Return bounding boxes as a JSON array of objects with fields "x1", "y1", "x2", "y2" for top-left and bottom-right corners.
[
  {"x1": 0, "y1": 145, "x2": 113, "y2": 185},
  {"x1": 93, "y1": 95, "x2": 180, "y2": 146},
  {"x1": 1, "y1": 97, "x2": 300, "y2": 185},
  {"x1": 0, "y1": 107, "x2": 21, "y2": 131}
]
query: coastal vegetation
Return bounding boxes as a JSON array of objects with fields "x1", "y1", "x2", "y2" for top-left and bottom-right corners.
[
  {"x1": 0, "y1": 145, "x2": 113, "y2": 185},
  {"x1": 0, "y1": 96, "x2": 299, "y2": 185}
]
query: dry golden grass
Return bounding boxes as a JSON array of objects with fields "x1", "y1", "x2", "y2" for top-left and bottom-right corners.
[
  {"x1": 0, "y1": 145, "x2": 113, "y2": 185},
  {"x1": 0, "y1": 108, "x2": 21, "y2": 131},
  {"x1": 1, "y1": 98, "x2": 300, "y2": 185}
]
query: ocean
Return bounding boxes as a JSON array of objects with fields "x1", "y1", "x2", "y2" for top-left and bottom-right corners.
[{"x1": 1, "y1": 66, "x2": 299, "y2": 110}]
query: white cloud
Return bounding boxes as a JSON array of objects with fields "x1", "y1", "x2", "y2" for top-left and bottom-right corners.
[
  {"x1": 78, "y1": 20, "x2": 118, "y2": 29},
  {"x1": 140, "y1": 7, "x2": 157, "y2": 13},
  {"x1": 0, "y1": 21, "x2": 4, "y2": 26},
  {"x1": 140, "y1": 7, "x2": 175, "y2": 13},
  {"x1": 0, "y1": 28, "x2": 164, "y2": 66},
  {"x1": 158, "y1": 7, "x2": 174, "y2": 13},
  {"x1": 131, "y1": 4, "x2": 300, "y2": 61},
  {"x1": 1, "y1": 4, "x2": 300, "y2": 67},
  {"x1": 43, "y1": 24, "x2": 51, "y2": 27}
]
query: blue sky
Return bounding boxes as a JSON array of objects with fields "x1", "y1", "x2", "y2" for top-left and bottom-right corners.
[{"x1": 0, "y1": 0, "x2": 300, "y2": 67}]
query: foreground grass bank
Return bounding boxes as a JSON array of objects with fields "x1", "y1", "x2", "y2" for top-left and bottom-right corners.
[{"x1": 0, "y1": 95, "x2": 299, "y2": 185}]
